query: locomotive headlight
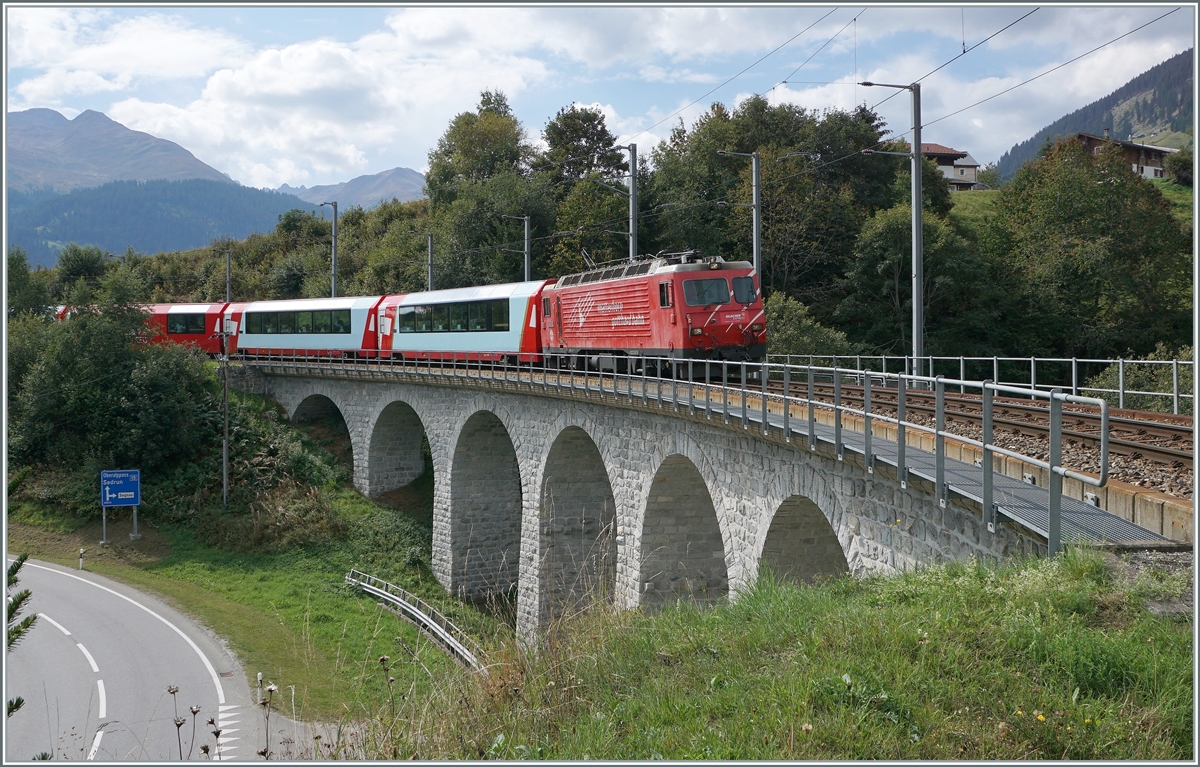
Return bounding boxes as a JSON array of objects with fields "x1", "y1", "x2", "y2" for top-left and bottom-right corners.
[
  {"x1": 690, "y1": 327, "x2": 703, "y2": 336},
  {"x1": 751, "y1": 323, "x2": 764, "y2": 332}
]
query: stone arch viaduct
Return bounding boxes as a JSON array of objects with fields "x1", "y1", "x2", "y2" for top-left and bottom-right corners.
[{"x1": 235, "y1": 364, "x2": 1043, "y2": 640}]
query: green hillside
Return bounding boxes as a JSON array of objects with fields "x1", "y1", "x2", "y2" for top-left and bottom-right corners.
[
  {"x1": 8, "y1": 178, "x2": 320, "y2": 268},
  {"x1": 998, "y1": 49, "x2": 1193, "y2": 180}
]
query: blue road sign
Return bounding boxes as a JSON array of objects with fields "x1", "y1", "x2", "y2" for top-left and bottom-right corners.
[{"x1": 100, "y1": 469, "x2": 140, "y2": 507}]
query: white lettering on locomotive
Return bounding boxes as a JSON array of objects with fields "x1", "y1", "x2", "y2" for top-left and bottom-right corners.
[
  {"x1": 610, "y1": 314, "x2": 646, "y2": 327},
  {"x1": 597, "y1": 302, "x2": 623, "y2": 313}
]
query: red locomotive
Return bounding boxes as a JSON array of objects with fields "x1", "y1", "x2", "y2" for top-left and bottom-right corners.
[{"x1": 539, "y1": 251, "x2": 765, "y2": 371}]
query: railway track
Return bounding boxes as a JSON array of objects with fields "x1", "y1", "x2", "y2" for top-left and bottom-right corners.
[{"x1": 774, "y1": 381, "x2": 1193, "y2": 469}]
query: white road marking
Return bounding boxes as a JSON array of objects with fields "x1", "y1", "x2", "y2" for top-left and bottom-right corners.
[
  {"x1": 39, "y1": 612, "x2": 71, "y2": 635},
  {"x1": 77, "y1": 643, "x2": 100, "y2": 672},
  {"x1": 97, "y1": 679, "x2": 107, "y2": 718},
  {"x1": 87, "y1": 730, "x2": 104, "y2": 760},
  {"x1": 218, "y1": 704, "x2": 238, "y2": 711},
  {"x1": 23, "y1": 561, "x2": 226, "y2": 704}
]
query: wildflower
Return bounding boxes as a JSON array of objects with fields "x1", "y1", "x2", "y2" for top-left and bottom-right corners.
[
  {"x1": 801, "y1": 723, "x2": 813, "y2": 732},
  {"x1": 167, "y1": 685, "x2": 180, "y2": 695},
  {"x1": 1084, "y1": 718, "x2": 1092, "y2": 724},
  {"x1": 388, "y1": 677, "x2": 395, "y2": 684},
  {"x1": 265, "y1": 683, "x2": 278, "y2": 693},
  {"x1": 258, "y1": 748, "x2": 268, "y2": 757},
  {"x1": 1036, "y1": 714, "x2": 1045, "y2": 721},
  {"x1": 200, "y1": 745, "x2": 210, "y2": 756},
  {"x1": 191, "y1": 706, "x2": 201, "y2": 715},
  {"x1": 1016, "y1": 710, "x2": 1025, "y2": 716},
  {"x1": 1066, "y1": 726, "x2": 1072, "y2": 731},
  {"x1": 207, "y1": 718, "x2": 216, "y2": 726},
  {"x1": 379, "y1": 655, "x2": 389, "y2": 664},
  {"x1": 175, "y1": 717, "x2": 186, "y2": 728}
]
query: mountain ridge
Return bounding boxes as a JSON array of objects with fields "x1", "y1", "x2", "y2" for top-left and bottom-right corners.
[
  {"x1": 996, "y1": 48, "x2": 1193, "y2": 180},
  {"x1": 278, "y1": 166, "x2": 426, "y2": 208}
]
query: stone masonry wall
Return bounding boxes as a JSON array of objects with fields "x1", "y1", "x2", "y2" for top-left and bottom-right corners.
[{"x1": 250, "y1": 372, "x2": 1046, "y2": 641}]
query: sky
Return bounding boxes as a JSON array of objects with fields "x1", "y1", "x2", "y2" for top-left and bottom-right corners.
[{"x1": 5, "y1": 4, "x2": 1196, "y2": 190}]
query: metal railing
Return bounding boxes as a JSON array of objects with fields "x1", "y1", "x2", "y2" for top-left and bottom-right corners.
[
  {"x1": 345, "y1": 569, "x2": 487, "y2": 674},
  {"x1": 768, "y1": 354, "x2": 1194, "y2": 415},
  {"x1": 245, "y1": 350, "x2": 1125, "y2": 553}
]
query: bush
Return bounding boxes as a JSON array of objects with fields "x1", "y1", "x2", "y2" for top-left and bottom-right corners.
[
  {"x1": 1083, "y1": 343, "x2": 1193, "y2": 414},
  {"x1": 765, "y1": 292, "x2": 857, "y2": 357},
  {"x1": 1164, "y1": 147, "x2": 1192, "y2": 186}
]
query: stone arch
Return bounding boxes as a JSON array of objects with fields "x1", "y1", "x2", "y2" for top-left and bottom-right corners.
[
  {"x1": 759, "y1": 494, "x2": 850, "y2": 585},
  {"x1": 539, "y1": 426, "x2": 617, "y2": 623},
  {"x1": 638, "y1": 454, "x2": 729, "y2": 609},
  {"x1": 365, "y1": 400, "x2": 428, "y2": 498},
  {"x1": 449, "y1": 410, "x2": 523, "y2": 602},
  {"x1": 290, "y1": 393, "x2": 354, "y2": 475}
]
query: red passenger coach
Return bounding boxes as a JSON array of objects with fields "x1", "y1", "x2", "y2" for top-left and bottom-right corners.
[
  {"x1": 539, "y1": 252, "x2": 765, "y2": 369},
  {"x1": 145, "y1": 303, "x2": 228, "y2": 355}
]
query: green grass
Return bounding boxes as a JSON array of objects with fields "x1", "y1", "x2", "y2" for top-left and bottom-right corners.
[
  {"x1": 1150, "y1": 178, "x2": 1194, "y2": 227},
  {"x1": 360, "y1": 549, "x2": 1192, "y2": 760},
  {"x1": 948, "y1": 189, "x2": 999, "y2": 239}
]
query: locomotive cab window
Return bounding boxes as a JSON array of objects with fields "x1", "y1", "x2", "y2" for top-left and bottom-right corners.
[
  {"x1": 658, "y1": 282, "x2": 673, "y2": 308},
  {"x1": 732, "y1": 277, "x2": 757, "y2": 305},
  {"x1": 683, "y1": 278, "x2": 729, "y2": 306},
  {"x1": 543, "y1": 297, "x2": 551, "y2": 317},
  {"x1": 167, "y1": 313, "x2": 207, "y2": 334}
]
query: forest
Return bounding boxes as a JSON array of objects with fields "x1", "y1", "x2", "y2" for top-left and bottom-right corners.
[{"x1": 10, "y1": 90, "x2": 1193, "y2": 362}]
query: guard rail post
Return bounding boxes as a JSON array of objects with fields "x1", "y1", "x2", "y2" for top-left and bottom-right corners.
[
  {"x1": 1118, "y1": 359, "x2": 1125, "y2": 409},
  {"x1": 1172, "y1": 360, "x2": 1180, "y2": 415},
  {"x1": 1030, "y1": 357, "x2": 1037, "y2": 392},
  {"x1": 807, "y1": 364, "x2": 816, "y2": 451},
  {"x1": 705, "y1": 361, "x2": 711, "y2": 418},
  {"x1": 671, "y1": 359, "x2": 678, "y2": 411},
  {"x1": 689, "y1": 361, "x2": 695, "y2": 414},
  {"x1": 1071, "y1": 358, "x2": 1078, "y2": 397},
  {"x1": 982, "y1": 381, "x2": 995, "y2": 533},
  {"x1": 641, "y1": 358, "x2": 648, "y2": 405},
  {"x1": 722, "y1": 361, "x2": 729, "y2": 424},
  {"x1": 897, "y1": 374, "x2": 907, "y2": 486},
  {"x1": 741, "y1": 361, "x2": 749, "y2": 429},
  {"x1": 782, "y1": 365, "x2": 791, "y2": 441},
  {"x1": 993, "y1": 357, "x2": 999, "y2": 387},
  {"x1": 960, "y1": 357, "x2": 965, "y2": 394},
  {"x1": 1049, "y1": 389, "x2": 1063, "y2": 555},
  {"x1": 833, "y1": 367, "x2": 843, "y2": 461},
  {"x1": 935, "y1": 376, "x2": 946, "y2": 507},
  {"x1": 761, "y1": 361, "x2": 769, "y2": 436},
  {"x1": 863, "y1": 372, "x2": 873, "y2": 473}
]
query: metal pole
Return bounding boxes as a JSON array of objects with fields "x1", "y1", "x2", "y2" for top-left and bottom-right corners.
[
  {"x1": 101, "y1": 508, "x2": 109, "y2": 546},
  {"x1": 1173, "y1": 360, "x2": 1180, "y2": 414},
  {"x1": 983, "y1": 381, "x2": 995, "y2": 533},
  {"x1": 321, "y1": 201, "x2": 338, "y2": 297},
  {"x1": 130, "y1": 506, "x2": 141, "y2": 540},
  {"x1": 751, "y1": 151, "x2": 761, "y2": 275},
  {"x1": 427, "y1": 234, "x2": 435, "y2": 292},
  {"x1": 523, "y1": 215, "x2": 531, "y2": 282},
  {"x1": 935, "y1": 376, "x2": 945, "y2": 507},
  {"x1": 628, "y1": 143, "x2": 638, "y2": 261},
  {"x1": 911, "y1": 83, "x2": 924, "y2": 379},
  {"x1": 223, "y1": 250, "x2": 230, "y2": 507},
  {"x1": 1049, "y1": 390, "x2": 1063, "y2": 556},
  {"x1": 1118, "y1": 359, "x2": 1125, "y2": 409}
]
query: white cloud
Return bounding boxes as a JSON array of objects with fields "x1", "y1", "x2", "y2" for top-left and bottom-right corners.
[{"x1": 7, "y1": 8, "x2": 250, "y2": 105}]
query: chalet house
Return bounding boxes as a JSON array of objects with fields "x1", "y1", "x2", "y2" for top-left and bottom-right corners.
[
  {"x1": 921, "y1": 143, "x2": 984, "y2": 191},
  {"x1": 1075, "y1": 131, "x2": 1178, "y2": 179}
]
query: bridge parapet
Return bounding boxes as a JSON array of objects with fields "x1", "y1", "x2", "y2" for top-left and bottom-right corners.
[{"x1": 232, "y1": 353, "x2": 1167, "y2": 640}]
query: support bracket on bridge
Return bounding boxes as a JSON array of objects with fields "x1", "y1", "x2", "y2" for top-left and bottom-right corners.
[
  {"x1": 939, "y1": 482, "x2": 949, "y2": 509},
  {"x1": 899, "y1": 467, "x2": 908, "y2": 489},
  {"x1": 867, "y1": 453, "x2": 875, "y2": 474}
]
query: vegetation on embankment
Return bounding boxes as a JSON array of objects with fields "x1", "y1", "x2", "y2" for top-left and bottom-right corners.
[{"x1": 336, "y1": 548, "x2": 1191, "y2": 761}]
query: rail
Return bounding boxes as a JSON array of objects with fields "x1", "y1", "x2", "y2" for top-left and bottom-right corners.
[
  {"x1": 345, "y1": 569, "x2": 487, "y2": 674},
  {"x1": 767, "y1": 354, "x2": 1194, "y2": 415},
  {"x1": 240, "y1": 350, "x2": 1168, "y2": 553}
]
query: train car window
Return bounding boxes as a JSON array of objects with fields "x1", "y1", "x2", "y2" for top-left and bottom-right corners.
[
  {"x1": 732, "y1": 277, "x2": 757, "y2": 305},
  {"x1": 167, "y1": 313, "x2": 207, "y2": 334},
  {"x1": 543, "y1": 297, "x2": 551, "y2": 317},
  {"x1": 278, "y1": 312, "x2": 296, "y2": 334},
  {"x1": 296, "y1": 311, "x2": 313, "y2": 333},
  {"x1": 313, "y1": 311, "x2": 332, "y2": 333},
  {"x1": 247, "y1": 313, "x2": 262, "y2": 334},
  {"x1": 491, "y1": 300, "x2": 510, "y2": 331},
  {"x1": 469, "y1": 302, "x2": 489, "y2": 331},
  {"x1": 398, "y1": 306, "x2": 415, "y2": 333},
  {"x1": 432, "y1": 304, "x2": 449, "y2": 331},
  {"x1": 332, "y1": 310, "x2": 351, "y2": 333},
  {"x1": 414, "y1": 306, "x2": 431, "y2": 332},
  {"x1": 262, "y1": 312, "x2": 279, "y2": 334},
  {"x1": 449, "y1": 303, "x2": 468, "y2": 331},
  {"x1": 658, "y1": 283, "x2": 673, "y2": 308},
  {"x1": 683, "y1": 278, "x2": 730, "y2": 306}
]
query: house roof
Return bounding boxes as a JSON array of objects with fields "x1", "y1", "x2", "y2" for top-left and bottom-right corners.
[
  {"x1": 953, "y1": 153, "x2": 980, "y2": 167},
  {"x1": 1076, "y1": 133, "x2": 1179, "y2": 154},
  {"x1": 920, "y1": 143, "x2": 967, "y2": 158}
]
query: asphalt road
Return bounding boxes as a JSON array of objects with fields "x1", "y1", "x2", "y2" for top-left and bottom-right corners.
[{"x1": 4, "y1": 559, "x2": 269, "y2": 762}]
